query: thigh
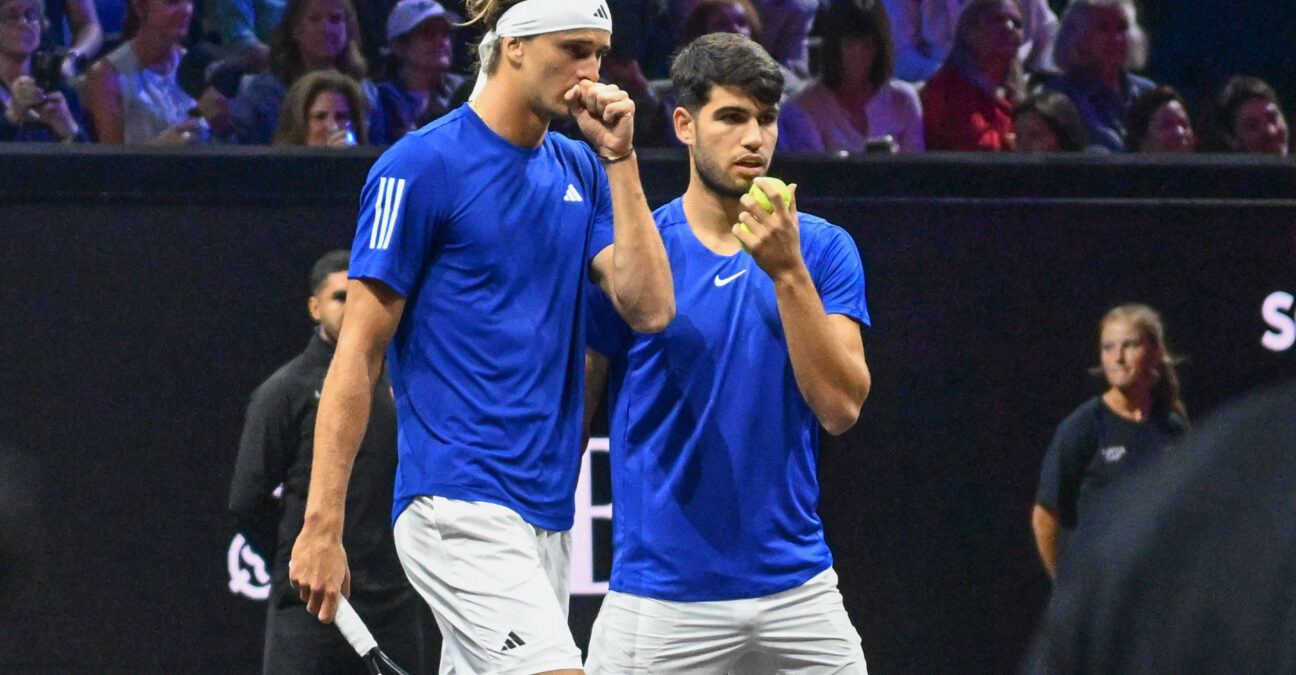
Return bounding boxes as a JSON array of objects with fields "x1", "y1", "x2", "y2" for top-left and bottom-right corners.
[
  {"x1": 736, "y1": 568, "x2": 868, "y2": 675},
  {"x1": 393, "y1": 496, "x2": 582, "y2": 675},
  {"x1": 585, "y1": 591, "x2": 749, "y2": 674}
]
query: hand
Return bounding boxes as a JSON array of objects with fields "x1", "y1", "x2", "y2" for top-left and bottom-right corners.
[
  {"x1": 195, "y1": 86, "x2": 232, "y2": 135},
  {"x1": 60, "y1": 52, "x2": 82, "y2": 80},
  {"x1": 9, "y1": 76, "x2": 46, "y2": 118},
  {"x1": 324, "y1": 127, "x2": 356, "y2": 147},
  {"x1": 151, "y1": 119, "x2": 202, "y2": 146},
  {"x1": 36, "y1": 92, "x2": 79, "y2": 139},
  {"x1": 732, "y1": 178, "x2": 806, "y2": 280},
  {"x1": 289, "y1": 524, "x2": 351, "y2": 623},
  {"x1": 564, "y1": 79, "x2": 634, "y2": 159}
]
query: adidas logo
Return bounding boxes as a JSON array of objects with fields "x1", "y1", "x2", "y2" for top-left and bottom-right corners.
[
  {"x1": 501, "y1": 631, "x2": 526, "y2": 651},
  {"x1": 564, "y1": 184, "x2": 584, "y2": 203},
  {"x1": 594, "y1": 3, "x2": 609, "y2": 20}
]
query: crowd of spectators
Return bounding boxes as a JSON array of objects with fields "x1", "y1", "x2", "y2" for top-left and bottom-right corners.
[{"x1": 0, "y1": 0, "x2": 1290, "y2": 155}]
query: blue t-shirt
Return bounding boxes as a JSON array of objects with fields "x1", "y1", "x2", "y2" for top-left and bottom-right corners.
[
  {"x1": 350, "y1": 104, "x2": 615, "y2": 531},
  {"x1": 586, "y1": 197, "x2": 870, "y2": 601}
]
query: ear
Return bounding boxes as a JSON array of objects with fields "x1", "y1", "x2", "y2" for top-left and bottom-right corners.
[
  {"x1": 672, "y1": 106, "x2": 694, "y2": 145},
  {"x1": 501, "y1": 35, "x2": 526, "y2": 69},
  {"x1": 308, "y1": 295, "x2": 322, "y2": 324}
]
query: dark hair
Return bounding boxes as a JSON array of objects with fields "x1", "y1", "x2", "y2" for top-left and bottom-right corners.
[
  {"x1": 1217, "y1": 76, "x2": 1283, "y2": 138},
  {"x1": 274, "y1": 69, "x2": 369, "y2": 145},
  {"x1": 310, "y1": 249, "x2": 351, "y2": 294},
  {"x1": 270, "y1": 0, "x2": 368, "y2": 85},
  {"x1": 820, "y1": 0, "x2": 894, "y2": 92},
  {"x1": 1124, "y1": 84, "x2": 1189, "y2": 152},
  {"x1": 1093, "y1": 303, "x2": 1188, "y2": 421},
  {"x1": 1013, "y1": 91, "x2": 1088, "y2": 151},
  {"x1": 670, "y1": 32, "x2": 783, "y2": 113},
  {"x1": 681, "y1": 0, "x2": 763, "y2": 46}
]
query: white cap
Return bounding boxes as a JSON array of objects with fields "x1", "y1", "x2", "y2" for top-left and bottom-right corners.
[{"x1": 387, "y1": 0, "x2": 457, "y2": 41}]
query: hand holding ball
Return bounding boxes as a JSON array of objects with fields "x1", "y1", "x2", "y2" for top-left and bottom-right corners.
[
  {"x1": 749, "y1": 177, "x2": 792, "y2": 213},
  {"x1": 736, "y1": 177, "x2": 792, "y2": 253}
]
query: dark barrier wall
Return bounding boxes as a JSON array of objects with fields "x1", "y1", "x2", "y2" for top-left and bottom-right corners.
[{"x1": 2, "y1": 147, "x2": 1294, "y2": 673}]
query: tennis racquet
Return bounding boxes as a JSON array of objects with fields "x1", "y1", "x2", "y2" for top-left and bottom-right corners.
[{"x1": 334, "y1": 595, "x2": 411, "y2": 675}]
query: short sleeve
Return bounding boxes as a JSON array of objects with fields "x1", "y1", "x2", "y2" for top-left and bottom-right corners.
[
  {"x1": 1035, "y1": 405, "x2": 1099, "y2": 528},
  {"x1": 349, "y1": 144, "x2": 444, "y2": 297},
  {"x1": 587, "y1": 156, "x2": 615, "y2": 264},
  {"x1": 584, "y1": 280, "x2": 631, "y2": 360},
  {"x1": 810, "y1": 224, "x2": 870, "y2": 327}
]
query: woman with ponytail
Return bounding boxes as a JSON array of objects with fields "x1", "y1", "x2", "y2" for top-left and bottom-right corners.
[{"x1": 1032, "y1": 303, "x2": 1188, "y2": 579}]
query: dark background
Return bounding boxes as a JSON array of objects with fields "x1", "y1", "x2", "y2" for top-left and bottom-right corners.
[{"x1": 1, "y1": 147, "x2": 1294, "y2": 673}]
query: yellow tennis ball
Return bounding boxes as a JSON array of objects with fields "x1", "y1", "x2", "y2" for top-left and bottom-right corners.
[{"x1": 749, "y1": 177, "x2": 792, "y2": 213}]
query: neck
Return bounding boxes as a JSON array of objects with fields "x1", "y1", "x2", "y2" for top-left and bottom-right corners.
[
  {"x1": 681, "y1": 173, "x2": 747, "y2": 254},
  {"x1": 1103, "y1": 386, "x2": 1153, "y2": 422},
  {"x1": 470, "y1": 76, "x2": 549, "y2": 148},
  {"x1": 399, "y1": 63, "x2": 444, "y2": 92},
  {"x1": 131, "y1": 31, "x2": 178, "y2": 67},
  {"x1": 833, "y1": 80, "x2": 874, "y2": 105},
  {"x1": 974, "y1": 54, "x2": 1010, "y2": 84},
  {"x1": 0, "y1": 52, "x2": 28, "y2": 85}
]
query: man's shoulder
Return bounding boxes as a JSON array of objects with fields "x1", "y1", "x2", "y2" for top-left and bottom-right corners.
[{"x1": 248, "y1": 348, "x2": 319, "y2": 409}]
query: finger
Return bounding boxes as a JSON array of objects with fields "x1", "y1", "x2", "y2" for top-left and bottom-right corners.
[
  {"x1": 319, "y1": 588, "x2": 339, "y2": 624},
  {"x1": 737, "y1": 209, "x2": 766, "y2": 233},
  {"x1": 731, "y1": 222, "x2": 755, "y2": 249},
  {"x1": 787, "y1": 183, "x2": 798, "y2": 211},
  {"x1": 738, "y1": 194, "x2": 769, "y2": 223},
  {"x1": 342, "y1": 570, "x2": 352, "y2": 599},
  {"x1": 601, "y1": 98, "x2": 633, "y2": 124}
]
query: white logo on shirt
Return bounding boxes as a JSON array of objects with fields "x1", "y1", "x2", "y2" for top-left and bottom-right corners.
[
  {"x1": 564, "y1": 184, "x2": 584, "y2": 203},
  {"x1": 1101, "y1": 445, "x2": 1127, "y2": 463},
  {"x1": 714, "y1": 270, "x2": 748, "y2": 287},
  {"x1": 369, "y1": 176, "x2": 407, "y2": 250}
]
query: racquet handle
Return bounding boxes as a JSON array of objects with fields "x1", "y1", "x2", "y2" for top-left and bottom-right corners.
[{"x1": 334, "y1": 595, "x2": 378, "y2": 656}]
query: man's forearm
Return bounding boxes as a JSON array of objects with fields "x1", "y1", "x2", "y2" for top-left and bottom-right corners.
[
  {"x1": 302, "y1": 348, "x2": 381, "y2": 534},
  {"x1": 604, "y1": 157, "x2": 674, "y2": 333},
  {"x1": 774, "y1": 267, "x2": 870, "y2": 435}
]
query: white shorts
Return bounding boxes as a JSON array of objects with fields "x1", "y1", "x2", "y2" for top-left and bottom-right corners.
[
  {"x1": 393, "y1": 496, "x2": 583, "y2": 674},
  {"x1": 585, "y1": 567, "x2": 867, "y2": 674}
]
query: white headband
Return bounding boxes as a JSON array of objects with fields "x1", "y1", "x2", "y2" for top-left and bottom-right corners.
[{"x1": 470, "y1": 0, "x2": 613, "y2": 101}]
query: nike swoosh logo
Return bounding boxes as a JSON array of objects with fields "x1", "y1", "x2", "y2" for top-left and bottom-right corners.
[{"x1": 714, "y1": 270, "x2": 748, "y2": 287}]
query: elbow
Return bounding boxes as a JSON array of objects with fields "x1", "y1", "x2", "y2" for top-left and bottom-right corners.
[
  {"x1": 820, "y1": 399, "x2": 862, "y2": 436},
  {"x1": 626, "y1": 301, "x2": 675, "y2": 334}
]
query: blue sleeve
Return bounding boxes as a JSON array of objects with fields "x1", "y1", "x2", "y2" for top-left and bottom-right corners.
[
  {"x1": 588, "y1": 154, "x2": 615, "y2": 263},
  {"x1": 810, "y1": 223, "x2": 870, "y2": 327},
  {"x1": 584, "y1": 280, "x2": 631, "y2": 360},
  {"x1": 349, "y1": 144, "x2": 444, "y2": 297}
]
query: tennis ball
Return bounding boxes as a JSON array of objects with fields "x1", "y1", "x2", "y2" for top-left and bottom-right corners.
[{"x1": 749, "y1": 177, "x2": 792, "y2": 213}]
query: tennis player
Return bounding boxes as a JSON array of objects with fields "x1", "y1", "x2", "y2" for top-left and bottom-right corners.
[
  {"x1": 583, "y1": 33, "x2": 872, "y2": 673},
  {"x1": 289, "y1": 1, "x2": 674, "y2": 673}
]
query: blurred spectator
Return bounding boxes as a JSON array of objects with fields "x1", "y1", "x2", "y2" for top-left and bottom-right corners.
[
  {"x1": 375, "y1": 0, "x2": 462, "y2": 143},
  {"x1": 681, "y1": 0, "x2": 762, "y2": 45},
  {"x1": 83, "y1": 0, "x2": 224, "y2": 143},
  {"x1": 780, "y1": 0, "x2": 923, "y2": 153},
  {"x1": 0, "y1": 0, "x2": 89, "y2": 141},
  {"x1": 273, "y1": 67, "x2": 365, "y2": 145},
  {"x1": 608, "y1": 0, "x2": 673, "y2": 79},
  {"x1": 211, "y1": 0, "x2": 283, "y2": 70},
  {"x1": 40, "y1": 0, "x2": 103, "y2": 77},
  {"x1": 1044, "y1": 0, "x2": 1154, "y2": 152},
  {"x1": 1011, "y1": 90, "x2": 1085, "y2": 151},
  {"x1": 881, "y1": 0, "x2": 1057, "y2": 82},
  {"x1": 1124, "y1": 84, "x2": 1194, "y2": 153},
  {"x1": 226, "y1": 0, "x2": 385, "y2": 144},
  {"x1": 919, "y1": 0, "x2": 1024, "y2": 151},
  {"x1": 1215, "y1": 75, "x2": 1290, "y2": 157},
  {"x1": 675, "y1": 0, "x2": 817, "y2": 78}
]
